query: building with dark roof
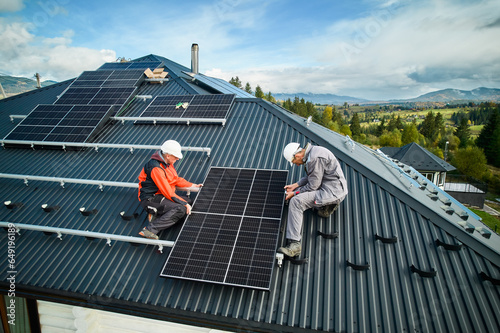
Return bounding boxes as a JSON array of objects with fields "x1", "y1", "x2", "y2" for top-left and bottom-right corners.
[
  {"x1": 380, "y1": 142, "x2": 456, "y2": 189},
  {"x1": 1, "y1": 52, "x2": 500, "y2": 333}
]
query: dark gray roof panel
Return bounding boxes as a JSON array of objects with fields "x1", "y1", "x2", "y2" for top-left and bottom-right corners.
[
  {"x1": 0, "y1": 57, "x2": 499, "y2": 333},
  {"x1": 380, "y1": 142, "x2": 456, "y2": 172}
]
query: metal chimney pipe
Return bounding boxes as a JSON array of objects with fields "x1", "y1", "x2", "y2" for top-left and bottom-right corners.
[
  {"x1": 191, "y1": 43, "x2": 199, "y2": 74},
  {"x1": 35, "y1": 73, "x2": 41, "y2": 89}
]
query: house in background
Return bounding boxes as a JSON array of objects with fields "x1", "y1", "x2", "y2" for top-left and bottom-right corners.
[
  {"x1": 380, "y1": 142, "x2": 456, "y2": 189},
  {"x1": 380, "y1": 142, "x2": 486, "y2": 208},
  {"x1": 1, "y1": 49, "x2": 500, "y2": 333}
]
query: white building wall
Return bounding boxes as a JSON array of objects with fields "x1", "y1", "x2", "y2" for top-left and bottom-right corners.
[{"x1": 37, "y1": 300, "x2": 229, "y2": 333}]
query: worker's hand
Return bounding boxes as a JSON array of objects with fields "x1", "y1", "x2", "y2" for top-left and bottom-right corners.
[
  {"x1": 285, "y1": 191, "x2": 295, "y2": 200},
  {"x1": 284, "y1": 183, "x2": 299, "y2": 192},
  {"x1": 185, "y1": 204, "x2": 192, "y2": 215}
]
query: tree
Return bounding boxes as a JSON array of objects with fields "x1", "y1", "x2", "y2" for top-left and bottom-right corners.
[
  {"x1": 322, "y1": 106, "x2": 333, "y2": 126},
  {"x1": 229, "y1": 76, "x2": 242, "y2": 89},
  {"x1": 452, "y1": 146, "x2": 489, "y2": 179},
  {"x1": 244, "y1": 82, "x2": 252, "y2": 94},
  {"x1": 376, "y1": 118, "x2": 386, "y2": 136},
  {"x1": 401, "y1": 123, "x2": 420, "y2": 145},
  {"x1": 379, "y1": 129, "x2": 402, "y2": 147},
  {"x1": 419, "y1": 111, "x2": 436, "y2": 139},
  {"x1": 265, "y1": 91, "x2": 276, "y2": 103},
  {"x1": 340, "y1": 124, "x2": 352, "y2": 137},
  {"x1": 476, "y1": 107, "x2": 500, "y2": 167},
  {"x1": 254, "y1": 85, "x2": 265, "y2": 98},
  {"x1": 350, "y1": 113, "x2": 361, "y2": 138},
  {"x1": 454, "y1": 117, "x2": 471, "y2": 148}
]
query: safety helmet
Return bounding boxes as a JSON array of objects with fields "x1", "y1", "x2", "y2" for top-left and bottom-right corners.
[
  {"x1": 283, "y1": 142, "x2": 301, "y2": 166},
  {"x1": 161, "y1": 140, "x2": 183, "y2": 159}
]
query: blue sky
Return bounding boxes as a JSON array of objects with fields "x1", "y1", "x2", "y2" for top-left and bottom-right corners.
[{"x1": 1, "y1": 0, "x2": 499, "y2": 100}]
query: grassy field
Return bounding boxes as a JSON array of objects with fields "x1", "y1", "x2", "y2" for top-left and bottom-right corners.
[{"x1": 470, "y1": 208, "x2": 500, "y2": 234}]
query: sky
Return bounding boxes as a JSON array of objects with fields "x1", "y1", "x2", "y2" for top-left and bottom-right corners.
[{"x1": 1, "y1": 0, "x2": 499, "y2": 100}]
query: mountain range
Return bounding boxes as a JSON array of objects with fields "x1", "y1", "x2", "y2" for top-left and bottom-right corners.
[
  {"x1": 0, "y1": 75, "x2": 57, "y2": 98},
  {"x1": 274, "y1": 87, "x2": 500, "y2": 105},
  {"x1": 2, "y1": 74, "x2": 500, "y2": 105}
]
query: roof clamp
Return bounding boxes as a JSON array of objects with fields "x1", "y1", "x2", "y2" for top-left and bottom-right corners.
[
  {"x1": 24, "y1": 178, "x2": 29, "y2": 186},
  {"x1": 206, "y1": 149, "x2": 211, "y2": 158},
  {"x1": 56, "y1": 231, "x2": 63, "y2": 240},
  {"x1": 62, "y1": 144, "x2": 66, "y2": 152},
  {"x1": 121, "y1": 119, "x2": 125, "y2": 125},
  {"x1": 1, "y1": 142, "x2": 5, "y2": 149},
  {"x1": 222, "y1": 119, "x2": 226, "y2": 127},
  {"x1": 153, "y1": 119, "x2": 157, "y2": 126},
  {"x1": 60, "y1": 180, "x2": 65, "y2": 188},
  {"x1": 94, "y1": 146, "x2": 99, "y2": 152},
  {"x1": 157, "y1": 244, "x2": 164, "y2": 253},
  {"x1": 106, "y1": 238, "x2": 112, "y2": 246},
  {"x1": 31, "y1": 143, "x2": 35, "y2": 150},
  {"x1": 98, "y1": 184, "x2": 104, "y2": 192},
  {"x1": 129, "y1": 147, "x2": 134, "y2": 154},
  {"x1": 15, "y1": 228, "x2": 21, "y2": 235},
  {"x1": 276, "y1": 253, "x2": 284, "y2": 268}
]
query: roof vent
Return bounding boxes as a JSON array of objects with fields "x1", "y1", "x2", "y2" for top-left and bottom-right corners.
[{"x1": 191, "y1": 43, "x2": 199, "y2": 74}]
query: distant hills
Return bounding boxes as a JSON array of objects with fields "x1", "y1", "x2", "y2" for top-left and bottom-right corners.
[
  {"x1": 275, "y1": 87, "x2": 500, "y2": 105},
  {"x1": 0, "y1": 75, "x2": 57, "y2": 98},
  {"x1": 393, "y1": 87, "x2": 500, "y2": 103},
  {"x1": 273, "y1": 92, "x2": 368, "y2": 105}
]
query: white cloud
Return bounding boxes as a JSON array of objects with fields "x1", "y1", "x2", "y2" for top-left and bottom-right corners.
[
  {"x1": 227, "y1": 0, "x2": 500, "y2": 99},
  {"x1": 0, "y1": 0, "x2": 24, "y2": 12},
  {"x1": 0, "y1": 19, "x2": 116, "y2": 81}
]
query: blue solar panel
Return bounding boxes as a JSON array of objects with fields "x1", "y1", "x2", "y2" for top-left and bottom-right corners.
[{"x1": 160, "y1": 167, "x2": 287, "y2": 290}]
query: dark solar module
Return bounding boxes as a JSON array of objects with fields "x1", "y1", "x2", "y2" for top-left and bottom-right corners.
[
  {"x1": 160, "y1": 167, "x2": 287, "y2": 290},
  {"x1": 138, "y1": 94, "x2": 235, "y2": 123}
]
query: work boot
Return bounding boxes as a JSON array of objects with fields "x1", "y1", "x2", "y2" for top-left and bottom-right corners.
[
  {"x1": 278, "y1": 240, "x2": 301, "y2": 257},
  {"x1": 317, "y1": 203, "x2": 338, "y2": 218},
  {"x1": 139, "y1": 227, "x2": 159, "y2": 240}
]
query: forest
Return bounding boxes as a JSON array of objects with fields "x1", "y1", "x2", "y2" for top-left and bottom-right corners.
[{"x1": 229, "y1": 76, "x2": 500, "y2": 195}]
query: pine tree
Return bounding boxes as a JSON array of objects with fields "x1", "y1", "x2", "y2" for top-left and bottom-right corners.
[
  {"x1": 350, "y1": 112, "x2": 361, "y2": 138},
  {"x1": 454, "y1": 117, "x2": 471, "y2": 148},
  {"x1": 229, "y1": 76, "x2": 242, "y2": 88},
  {"x1": 254, "y1": 85, "x2": 265, "y2": 99},
  {"x1": 419, "y1": 111, "x2": 436, "y2": 139},
  {"x1": 477, "y1": 107, "x2": 500, "y2": 167},
  {"x1": 244, "y1": 82, "x2": 252, "y2": 94}
]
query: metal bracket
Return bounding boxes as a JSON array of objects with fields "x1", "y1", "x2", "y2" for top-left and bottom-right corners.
[
  {"x1": 57, "y1": 231, "x2": 63, "y2": 240},
  {"x1": 24, "y1": 178, "x2": 29, "y2": 186},
  {"x1": 106, "y1": 238, "x2": 112, "y2": 246},
  {"x1": 158, "y1": 245, "x2": 164, "y2": 253},
  {"x1": 276, "y1": 253, "x2": 284, "y2": 268},
  {"x1": 98, "y1": 184, "x2": 104, "y2": 192},
  {"x1": 129, "y1": 147, "x2": 134, "y2": 154}
]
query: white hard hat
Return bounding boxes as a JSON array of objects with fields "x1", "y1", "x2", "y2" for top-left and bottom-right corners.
[
  {"x1": 283, "y1": 142, "x2": 301, "y2": 166},
  {"x1": 161, "y1": 140, "x2": 183, "y2": 159}
]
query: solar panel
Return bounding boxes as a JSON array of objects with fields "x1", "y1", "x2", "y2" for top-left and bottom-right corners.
[
  {"x1": 3, "y1": 104, "x2": 114, "y2": 143},
  {"x1": 138, "y1": 94, "x2": 235, "y2": 123},
  {"x1": 160, "y1": 167, "x2": 288, "y2": 290},
  {"x1": 55, "y1": 87, "x2": 136, "y2": 106},
  {"x1": 97, "y1": 61, "x2": 162, "y2": 70},
  {"x1": 71, "y1": 69, "x2": 145, "y2": 88}
]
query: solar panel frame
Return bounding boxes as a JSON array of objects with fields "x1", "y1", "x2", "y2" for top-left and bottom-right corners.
[
  {"x1": 3, "y1": 104, "x2": 114, "y2": 143},
  {"x1": 138, "y1": 94, "x2": 236, "y2": 123},
  {"x1": 160, "y1": 167, "x2": 288, "y2": 290}
]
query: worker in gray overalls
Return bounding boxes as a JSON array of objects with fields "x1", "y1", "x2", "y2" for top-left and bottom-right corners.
[{"x1": 279, "y1": 142, "x2": 348, "y2": 258}]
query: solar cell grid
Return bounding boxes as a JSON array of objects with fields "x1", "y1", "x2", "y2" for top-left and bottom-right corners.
[
  {"x1": 160, "y1": 167, "x2": 287, "y2": 290},
  {"x1": 3, "y1": 104, "x2": 114, "y2": 143},
  {"x1": 139, "y1": 94, "x2": 235, "y2": 122}
]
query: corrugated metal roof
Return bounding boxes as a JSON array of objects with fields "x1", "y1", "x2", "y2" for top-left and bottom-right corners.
[{"x1": 1, "y1": 57, "x2": 499, "y2": 333}]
